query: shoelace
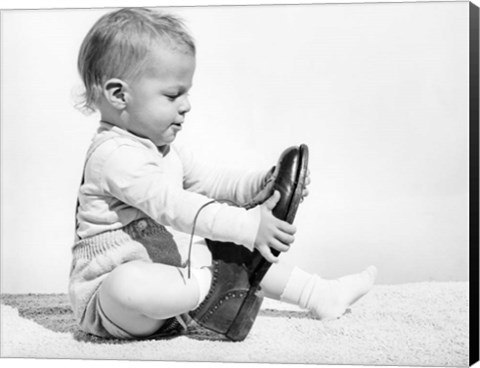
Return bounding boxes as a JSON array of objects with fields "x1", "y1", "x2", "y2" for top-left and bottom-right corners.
[
  {"x1": 185, "y1": 172, "x2": 274, "y2": 278},
  {"x1": 187, "y1": 198, "x2": 238, "y2": 279}
]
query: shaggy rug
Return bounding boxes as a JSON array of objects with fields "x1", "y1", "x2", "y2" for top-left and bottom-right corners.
[{"x1": 0, "y1": 282, "x2": 470, "y2": 366}]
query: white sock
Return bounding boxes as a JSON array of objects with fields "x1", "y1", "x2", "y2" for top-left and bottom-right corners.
[
  {"x1": 191, "y1": 267, "x2": 213, "y2": 308},
  {"x1": 280, "y1": 266, "x2": 378, "y2": 320}
]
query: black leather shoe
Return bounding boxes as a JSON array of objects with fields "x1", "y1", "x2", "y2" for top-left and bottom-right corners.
[
  {"x1": 248, "y1": 144, "x2": 309, "y2": 287},
  {"x1": 187, "y1": 243, "x2": 262, "y2": 339},
  {"x1": 188, "y1": 144, "x2": 309, "y2": 341}
]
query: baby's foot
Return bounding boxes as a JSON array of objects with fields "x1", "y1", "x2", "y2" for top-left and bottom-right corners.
[{"x1": 308, "y1": 266, "x2": 378, "y2": 320}]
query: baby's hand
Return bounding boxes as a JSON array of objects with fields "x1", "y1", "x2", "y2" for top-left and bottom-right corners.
[
  {"x1": 301, "y1": 169, "x2": 311, "y2": 201},
  {"x1": 253, "y1": 166, "x2": 311, "y2": 206},
  {"x1": 254, "y1": 190, "x2": 297, "y2": 263}
]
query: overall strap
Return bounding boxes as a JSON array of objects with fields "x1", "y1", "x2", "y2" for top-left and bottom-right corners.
[{"x1": 74, "y1": 133, "x2": 119, "y2": 241}]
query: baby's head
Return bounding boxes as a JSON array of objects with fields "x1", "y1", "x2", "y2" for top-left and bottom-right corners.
[
  {"x1": 77, "y1": 8, "x2": 196, "y2": 146},
  {"x1": 77, "y1": 7, "x2": 195, "y2": 113}
]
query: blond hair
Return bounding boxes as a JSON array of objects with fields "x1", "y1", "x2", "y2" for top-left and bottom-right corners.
[{"x1": 77, "y1": 8, "x2": 195, "y2": 113}]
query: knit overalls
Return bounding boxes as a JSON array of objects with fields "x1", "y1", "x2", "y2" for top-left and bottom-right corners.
[{"x1": 69, "y1": 135, "x2": 189, "y2": 339}]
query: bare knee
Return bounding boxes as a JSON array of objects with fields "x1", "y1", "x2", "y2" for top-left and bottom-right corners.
[
  {"x1": 100, "y1": 261, "x2": 151, "y2": 312},
  {"x1": 98, "y1": 261, "x2": 164, "y2": 336},
  {"x1": 100, "y1": 261, "x2": 200, "y2": 320}
]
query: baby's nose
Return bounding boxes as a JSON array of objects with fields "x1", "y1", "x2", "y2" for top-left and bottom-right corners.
[{"x1": 178, "y1": 95, "x2": 191, "y2": 115}]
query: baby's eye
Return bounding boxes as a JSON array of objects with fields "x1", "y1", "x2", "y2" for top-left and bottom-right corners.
[{"x1": 165, "y1": 93, "x2": 180, "y2": 101}]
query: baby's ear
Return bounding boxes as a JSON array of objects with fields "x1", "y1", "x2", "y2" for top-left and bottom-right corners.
[{"x1": 103, "y1": 78, "x2": 127, "y2": 109}]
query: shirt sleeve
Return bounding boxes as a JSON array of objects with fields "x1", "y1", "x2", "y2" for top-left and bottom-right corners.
[
  {"x1": 174, "y1": 144, "x2": 268, "y2": 205},
  {"x1": 100, "y1": 143, "x2": 261, "y2": 250}
]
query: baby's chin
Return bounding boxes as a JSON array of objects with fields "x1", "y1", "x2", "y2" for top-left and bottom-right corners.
[{"x1": 152, "y1": 133, "x2": 178, "y2": 147}]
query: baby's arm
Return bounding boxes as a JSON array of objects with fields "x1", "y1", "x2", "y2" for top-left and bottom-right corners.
[
  {"x1": 174, "y1": 144, "x2": 270, "y2": 206},
  {"x1": 175, "y1": 144, "x2": 304, "y2": 261},
  {"x1": 101, "y1": 145, "x2": 261, "y2": 250}
]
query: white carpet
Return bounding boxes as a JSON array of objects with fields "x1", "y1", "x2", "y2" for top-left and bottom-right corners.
[{"x1": 0, "y1": 282, "x2": 470, "y2": 366}]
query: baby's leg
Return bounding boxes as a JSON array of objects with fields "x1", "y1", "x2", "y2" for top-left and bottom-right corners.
[
  {"x1": 261, "y1": 258, "x2": 377, "y2": 320},
  {"x1": 98, "y1": 260, "x2": 211, "y2": 337}
]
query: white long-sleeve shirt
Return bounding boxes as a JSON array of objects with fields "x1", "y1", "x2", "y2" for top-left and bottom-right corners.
[{"x1": 75, "y1": 122, "x2": 266, "y2": 251}]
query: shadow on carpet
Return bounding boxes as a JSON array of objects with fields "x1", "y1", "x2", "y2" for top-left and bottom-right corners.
[
  {"x1": 0, "y1": 293, "x2": 312, "y2": 344},
  {"x1": 1, "y1": 283, "x2": 471, "y2": 366}
]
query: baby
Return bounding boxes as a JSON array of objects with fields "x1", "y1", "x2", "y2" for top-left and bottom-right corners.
[{"x1": 69, "y1": 7, "x2": 377, "y2": 340}]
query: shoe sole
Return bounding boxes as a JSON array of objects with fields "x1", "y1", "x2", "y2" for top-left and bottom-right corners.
[{"x1": 225, "y1": 144, "x2": 309, "y2": 341}]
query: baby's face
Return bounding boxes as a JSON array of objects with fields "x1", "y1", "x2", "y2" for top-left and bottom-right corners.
[{"x1": 125, "y1": 46, "x2": 195, "y2": 147}]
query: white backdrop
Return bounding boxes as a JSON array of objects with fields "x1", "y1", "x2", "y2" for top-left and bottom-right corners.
[{"x1": 1, "y1": 1, "x2": 470, "y2": 293}]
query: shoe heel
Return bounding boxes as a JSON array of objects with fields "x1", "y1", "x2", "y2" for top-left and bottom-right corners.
[{"x1": 225, "y1": 286, "x2": 264, "y2": 341}]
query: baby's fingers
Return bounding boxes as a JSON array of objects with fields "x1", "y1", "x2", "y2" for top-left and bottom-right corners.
[
  {"x1": 305, "y1": 169, "x2": 311, "y2": 185},
  {"x1": 257, "y1": 244, "x2": 280, "y2": 263},
  {"x1": 269, "y1": 238, "x2": 290, "y2": 253},
  {"x1": 264, "y1": 190, "x2": 281, "y2": 211},
  {"x1": 275, "y1": 230, "x2": 295, "y2": 245},
  {"x1": 301, "y1": 170, "x2": 311, "y2": 200},
  {"x1": 301, "y1": 187, "x2": 309, "y2": 199},
  {"x1": 276, "y1": 220, "x2": 297, "y2": 235}
]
